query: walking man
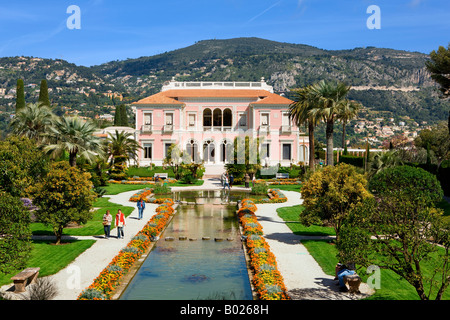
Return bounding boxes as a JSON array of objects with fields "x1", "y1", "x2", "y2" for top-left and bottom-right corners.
[{"x1": 137, "y1": 198, "x2": 145, "y2": 220}]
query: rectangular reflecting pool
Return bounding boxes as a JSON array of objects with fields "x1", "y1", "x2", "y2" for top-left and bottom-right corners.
[{"x1": 120, "y1": 190, "x2": 253, "y2": 300}]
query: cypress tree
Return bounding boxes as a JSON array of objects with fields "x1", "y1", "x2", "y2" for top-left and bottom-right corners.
[
  {"x1": 113, "y1": 105, "x2": 122, "y2": 126},
  {"x1": 119, "y1": 104, "x2": 128, "y2": 126},
  {"x1": 15, "y1": 79, "x2": 26, "y2": 112},
  {"x1": 38, "y1": 79, "x2": 50, "y2": 107},
  {"x1": 389, "y1": 141, "x2": 394, "y2": 150},
  {"x1": 364, "y1": 142, "x2": 370, "y2": 173},
  {"x1": 426, "y1": 142, "x2": 432, "y2": 168}
]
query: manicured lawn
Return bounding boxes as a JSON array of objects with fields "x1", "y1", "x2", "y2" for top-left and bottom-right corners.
[
  {"x1": 102, "y1": 179, "x2": 204, "y2": 195},
  {"x1": 277, "y1": 204, "x2": 335, "y2": 236},
  {"x1": 0, "y1": 240, "x2": 95, "y2": 287},
  {"x1": 31, "y1": 197, "x2": 134, "y2": 236},
  {"x1": 170, "y1": 179, "x2": 204, "y2": 187},
  {"x1": 269, "y1": 184, "x2": 302, "y2": 192},
  {"x1": 102, "y1": 184, "x2": 150, "y2": 195},
  {"x1": 127, "y1": 166, "x2": 175, "y2": 178},
  {"x1": 233, "y1": 183, "x2": 302, "y2": 193}
]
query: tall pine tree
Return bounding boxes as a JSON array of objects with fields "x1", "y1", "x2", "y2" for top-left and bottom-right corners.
[
  {"x1": 15, "y1": 79, "x2": 26, "y2": 112},
  {"x1": 38, "y1": 79, "x2": 50, "y2": 107}
]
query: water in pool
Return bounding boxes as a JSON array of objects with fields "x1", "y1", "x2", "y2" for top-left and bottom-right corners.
[{"x1": 120, "y1": 191, "x2": 253, "y2": 300}]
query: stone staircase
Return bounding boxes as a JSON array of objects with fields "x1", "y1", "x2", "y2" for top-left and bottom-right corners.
[{"x1": 202, "y1": 164, "x2": 226, "y2": 179}]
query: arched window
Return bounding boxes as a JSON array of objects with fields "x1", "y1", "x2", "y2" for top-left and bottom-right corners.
[
  {"x1": 186, "y1": 139, "x2": 198, "y2": 162},
  {"x1": 220, "y1": 139, "x2": 233, "y2": 163},
  {"x1": 223, "y1": 108, "x2": 232, "y2": 127},
  {"x1": 203, "y1": 108, "x2": 212, "y2": 127},
  {"x1": 213, "y1": 109, "x2": 222, "y2": 127},
  {"x1": 203, "y1": 139, "x2": 215, "y2": 163}
]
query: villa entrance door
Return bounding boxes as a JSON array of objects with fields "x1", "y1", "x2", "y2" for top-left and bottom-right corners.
[
  {"x1": 203, "y1": 140, "x2": 215, "y2": 163},
  {"x1": 220, "y1": 141, "x2": 233, "y2": 164}
]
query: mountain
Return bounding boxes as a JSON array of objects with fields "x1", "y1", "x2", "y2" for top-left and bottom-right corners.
[
  {"x1": 0, "y1": 37, "x2": 448, "y2": 131},
  {"x1": 92, "y1": 37, "x2": 434, "y2": 91}
]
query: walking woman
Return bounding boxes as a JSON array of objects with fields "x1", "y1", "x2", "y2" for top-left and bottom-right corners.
[
  {"x1": 115, "y1": 209, "x2": 126, "y2": 239},
  {"x1": 102, "y1": 210, "x2": 112, "y2": 239}
]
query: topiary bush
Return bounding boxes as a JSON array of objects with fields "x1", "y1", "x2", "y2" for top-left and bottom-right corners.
[{"x1": 369, "y1": 165, "x2": 443, "y2": 206}]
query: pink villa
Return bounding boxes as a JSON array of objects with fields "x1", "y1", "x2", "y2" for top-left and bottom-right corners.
[{"x1": 132, "y1": 79, "x2": 310, "y2": 169}]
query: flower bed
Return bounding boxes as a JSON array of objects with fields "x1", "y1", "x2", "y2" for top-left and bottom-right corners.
[
  {"x1": 245, "y1": 189, "x2": 287, "y2": 204},
  {"x1": 77, "y1": 201, "x2": 175, "y2": 300},
  {"x1": 109, "y1": 178, "x2": 177, "y2": 184},
  {"x1": 129, "y1": 188, "x2": 154, "y2": 202},
  {"x1": 149, "y1": 197, "x2": 174, "y2": 206},
  {"x1": 268, "y1": 189, "x2": 287, "y2": 203},
  {"x1": 255, "y1": 178, "x2": 301, "y2": 185},
  {"x1": 237, "y1": 199, "x2": 290, "y2": 300}
]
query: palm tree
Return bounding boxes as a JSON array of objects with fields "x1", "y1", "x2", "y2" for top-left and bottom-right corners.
[
  {"x1": 337, "y1": 100, "x2": 361, "y2": 149},
  {"x1": 369, "y1": 150, "x2": 403, "y2": 178},
  {"x1": 289, "y1": 85, "x2": 320, "y2": 172},
  {"x1": 105, "y1": 130, "x2": 142, "y2": 179},
  {"x1": 44, "y1": 116, "x2": 104, "y2": 167},
  {"x1": 10, "y1": 102, "x2": 56, "y2": 144},
  {"x1": 308, "y1": 80, "x2": 351, "y2": 166}
]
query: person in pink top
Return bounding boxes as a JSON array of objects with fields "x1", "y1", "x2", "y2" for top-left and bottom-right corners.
[{"x1": 115, "y1": 209, "x2": 126, "y2": 239}]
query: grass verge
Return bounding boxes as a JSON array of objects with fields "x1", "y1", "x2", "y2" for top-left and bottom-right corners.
[{"x1": 0, "y1": 240, "x2": 95, "y2": 288}]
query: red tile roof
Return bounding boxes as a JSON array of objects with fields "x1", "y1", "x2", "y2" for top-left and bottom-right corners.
[{"x1": 133, "y1": 89, "x2": 292, "y2": 105}]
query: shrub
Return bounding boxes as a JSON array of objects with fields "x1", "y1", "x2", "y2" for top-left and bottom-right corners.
[
  {"x1": 20, "y1": 277, "x2": 58, "y2": 300},
  {"x1": 369, "y1": 165, "x2": 443, "y2": 206},
  {"x1": 180, "y1": 173, "x2": 196, "y2": 184},
  {"x1": 152, "y1": 183, "x2": 171, "y2": 195},
  {"x1": 300, "y1": 163, "x2": 371, "y2": 241},
  {"x1": 251, "y1": 183, "x2": 269, "y2": 195},
  {"x1": 0, "y1": 192, "x2": 32, "y2": 274},
  {"x1": 340, "y1": 155, "x2": 364, "y2": 168}
]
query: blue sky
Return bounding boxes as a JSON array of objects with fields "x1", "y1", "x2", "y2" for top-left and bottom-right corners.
[{"x1": 0, "y1": 0, "x2": 449, "y2": 66}]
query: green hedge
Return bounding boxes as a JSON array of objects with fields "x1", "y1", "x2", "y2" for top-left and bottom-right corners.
[{"x1": 339, "y1": 155, "x2": 364, "y2": 168}]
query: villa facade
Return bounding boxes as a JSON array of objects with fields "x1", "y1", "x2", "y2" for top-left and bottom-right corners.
[{"x1": 132, "y1": 79, "x2": 310, "y2": 167}]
